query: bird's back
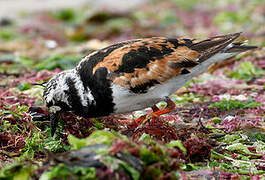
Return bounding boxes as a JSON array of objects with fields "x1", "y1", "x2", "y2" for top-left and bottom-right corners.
[{"x1": 75, "y1": 33, "x2": 256, "y2": 113}]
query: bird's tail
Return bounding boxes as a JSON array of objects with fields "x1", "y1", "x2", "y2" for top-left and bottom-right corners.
[
  {"x1": 224, "y1": 41, "x2": 258, "y2": 53},
  {"x1": 187, "y1": 33, "x2": 257, "y2": 77},
  {"x1": 190, "y1": 32, "x2": 258, "y2": 63}
]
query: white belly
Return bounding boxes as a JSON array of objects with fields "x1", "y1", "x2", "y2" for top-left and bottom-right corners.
[
  {"x1": 111, "y1": 74, "x2": 191, "y2": 114},
  {"x1": 111, "y1": 51, "x2": 239, "y2": 114}
]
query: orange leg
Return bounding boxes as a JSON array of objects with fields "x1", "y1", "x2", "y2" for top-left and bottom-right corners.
[
  {"x1": 151, "y1": 104, "x2": 160, "y2": 112},
  {"x1": 134, "y1": 97, "x2": 176, "y2": 125},
  {"x1": 151, "y1": 97, "x2": 175, "y2": 117}
]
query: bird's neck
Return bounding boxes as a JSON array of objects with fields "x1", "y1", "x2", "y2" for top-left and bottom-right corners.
[{"x1": 70, "y1": 69, "x2": 115, "y2": 118}]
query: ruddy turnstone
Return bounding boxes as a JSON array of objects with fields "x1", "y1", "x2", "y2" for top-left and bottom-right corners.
[{"x1": 43, "y1": 32, "x2": 257, "y2": 136}]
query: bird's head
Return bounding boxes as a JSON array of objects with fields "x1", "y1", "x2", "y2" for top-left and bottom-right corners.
[{"x1": 43, "y1": 69, "x2": 81, "y2": 136}]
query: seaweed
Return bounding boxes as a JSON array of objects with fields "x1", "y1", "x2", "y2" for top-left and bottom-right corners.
[{"x1": 0, "y1": 0, "x2": 265, "y2": 179}]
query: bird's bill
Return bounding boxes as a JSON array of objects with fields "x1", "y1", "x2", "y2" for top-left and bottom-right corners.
[
  {"x1": 50, "y1": 112, "x2": 59, "y2": 137},
  {"x1": 48, "y1": 105, "x2": 62, "y2": 136}
]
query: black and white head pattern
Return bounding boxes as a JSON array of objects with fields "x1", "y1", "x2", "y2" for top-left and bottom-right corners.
[{"x1": 43, "y1": 69, "x2": 95, "y2": 113}]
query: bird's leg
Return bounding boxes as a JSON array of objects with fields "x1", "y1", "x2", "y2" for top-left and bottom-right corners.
[
  {"x1": 134, "y1": 114, "x2": 148, "y2": 125},
  {"x1": 151, "y1": 97, "x2": 175, "y2": 117},
  {"x1": 151, "y1": 104, "x2": 160, "y2": 112},
  {"x1": 133, "y1": 105, "x2": 160, "y2": 125},
  {"x1": 134, "y1": 97, "x2": 175, "y2": 125}
]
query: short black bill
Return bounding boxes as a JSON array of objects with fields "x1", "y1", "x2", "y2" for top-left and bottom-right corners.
[{"x1": 50, "y1": 112, "x2": 59, "y2": 137}]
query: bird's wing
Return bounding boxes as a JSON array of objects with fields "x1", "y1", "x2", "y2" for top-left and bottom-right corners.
[{"x1": 78, "y1": 33, "x2": 243, "y2": 93}]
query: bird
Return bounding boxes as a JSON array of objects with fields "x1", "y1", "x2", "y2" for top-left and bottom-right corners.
[{"x1": 43, "y1": 32, "x2": 257, "y2": 136}]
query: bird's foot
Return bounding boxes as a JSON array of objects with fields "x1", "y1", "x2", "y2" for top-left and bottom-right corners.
[{"x1": 134, "y1": 97, "x2": 176, "y2": 126}]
